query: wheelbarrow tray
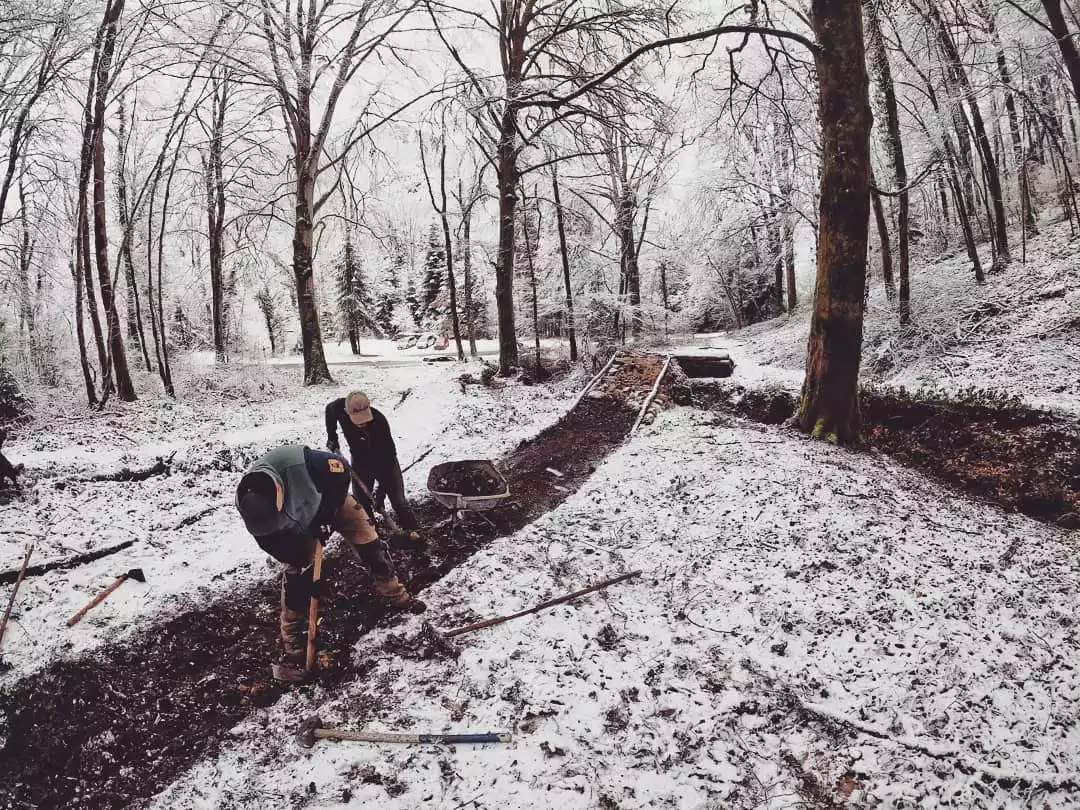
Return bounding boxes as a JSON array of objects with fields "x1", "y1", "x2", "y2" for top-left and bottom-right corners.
[{"x1": 427, "y1": 460, "x2": 511, "y2": 511}]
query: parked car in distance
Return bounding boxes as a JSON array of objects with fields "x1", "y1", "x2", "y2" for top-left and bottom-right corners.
[{"x1": 394, "y1": 332, "x2": 438, "y2": 350}]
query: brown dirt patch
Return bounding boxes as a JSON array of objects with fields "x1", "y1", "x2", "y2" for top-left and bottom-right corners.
[{"x1": 683, "y1": 380, "x2": 1080, "y2": 528}]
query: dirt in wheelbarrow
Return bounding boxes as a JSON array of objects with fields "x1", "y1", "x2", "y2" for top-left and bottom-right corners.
[
  {"x1": 0, "y1": 398, "x2": 638, "y2": 810},
  {"x1": 431, "y1": 465, "x2": 505, "y2": 497}
]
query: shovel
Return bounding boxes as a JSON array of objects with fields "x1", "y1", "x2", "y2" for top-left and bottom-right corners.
[{"x1": 67, "y1": 568, "x2": 146, "y2": 626}]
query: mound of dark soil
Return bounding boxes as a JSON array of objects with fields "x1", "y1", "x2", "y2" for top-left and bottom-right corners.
[{"x1": 688, "y1": 381, "x2": 1080, "y2": 527}]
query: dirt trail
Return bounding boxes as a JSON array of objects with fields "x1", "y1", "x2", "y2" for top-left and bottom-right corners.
[{"x1": 0, "y1": 360, "x2": 669, "y2": 810}]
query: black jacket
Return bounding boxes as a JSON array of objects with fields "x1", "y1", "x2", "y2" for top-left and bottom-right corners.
[{"x1": 325, "y1": 400, "x2": 398, "y2": 475}]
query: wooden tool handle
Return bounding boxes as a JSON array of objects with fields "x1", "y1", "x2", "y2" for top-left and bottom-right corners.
[
  {"x1": 0, "y1": 542, "x2": 34, "y2": 655},
  {"x1": 67, "y1": 574, "x2": 126, "y2": 627},
  {"x1": 444, "y1": 570, "x2": 642, "y2": 638},
  {"x1": 305, "y1": 541, "x2": 325, "y2": 672}
]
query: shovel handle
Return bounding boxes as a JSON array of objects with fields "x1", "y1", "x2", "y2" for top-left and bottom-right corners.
[
  {"x1": 305, "y1": 541, "x2": 325, "y2": 672},
  {"x1": 67, "y1": 574, "x2": 127, "y2": 627}
]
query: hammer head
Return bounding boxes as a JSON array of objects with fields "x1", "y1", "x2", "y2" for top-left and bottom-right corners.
[
  {"x1": 125, "y1": 568, "x2": 146, "y2": 583},
  {"x1": 298, "y1": 715, "x2": 324, "y2": 749}
]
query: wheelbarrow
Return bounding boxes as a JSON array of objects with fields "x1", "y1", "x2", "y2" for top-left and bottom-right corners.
[{"x1": 427, "y1": 460, "x2": 512, "y2": 535}]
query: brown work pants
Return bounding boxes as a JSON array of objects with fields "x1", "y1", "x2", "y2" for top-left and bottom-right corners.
[{"x1": 279, "y1": 494, "x2": 408, "y2": 654}]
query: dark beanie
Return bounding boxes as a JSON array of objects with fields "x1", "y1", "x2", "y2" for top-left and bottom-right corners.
[{"x1": 237, "y1": 472, "x2": 279, "y2": 536}]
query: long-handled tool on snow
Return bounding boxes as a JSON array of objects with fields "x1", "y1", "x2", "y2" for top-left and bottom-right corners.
[
  {"x1": 298, "y1": 715, "x2": 511, "y2": 748},
  {"x1": 0, "y1": 542, "x2": 34, "y2": 666},
  {"x1": 67, "y1": 568, "x2": 146, "y2": 627},
  {"x1": 443, "y1": 570, "x2": 642, "y2": 638},
  {"x1": 305, "y1": 541, "x2": 325, "y2": 675}
]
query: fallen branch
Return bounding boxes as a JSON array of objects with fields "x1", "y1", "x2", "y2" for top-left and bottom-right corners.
[
  {"x1": 444, "y1": 570, "x2": 642, "y2": 638},
  {"x1": 571, "y1": 350, "x2": 620, "y2": 409},
  {"x1": 85, "y1": 451, "x2": 177, "y2": 483},
  {"x1": 0, "y1": 542, "x2": 34, "y2": 663},
  {"x1": 630, "y1": 356, "x2": 671, "y2": 436},
  {"x1": 172, "y1": 503, "x2": 226, "y2": 530},
  {"x1": 0, "y1": 539, "x2": 136, "y2": 584},
  {"x1": 798, "y1": 699, "x2": 1080, "y2": 791}
]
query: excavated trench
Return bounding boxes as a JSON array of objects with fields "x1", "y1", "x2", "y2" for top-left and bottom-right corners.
[
  {"x1": 0, "y1": 364, "x2": 666, "y2": 810},
  {"x1": 677, "y1": 378, "x2": 1080, "y2": 529}
]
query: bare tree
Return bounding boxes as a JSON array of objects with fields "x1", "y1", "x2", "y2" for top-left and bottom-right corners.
[
  {"x1": 114, "y1": 92, "x2": 153, "y2": 371},
  {"x1": 919, "y1": 0, "x2": 1009, "y2": 270},
  {"x1": 427, "y1": 0, "x2": 668, "y2": 373},
  {"x1": 864, "y1": 0, "x2": 905, "y2": 317},
  {"x1": 419, "y1": 123, "x2": 464, "y2": 360},
  {"x1": 451, "y1": 170, "x2": 484, "y2": 357},
  {"x1": 551, "y1": 160, "x2": 577, "y2": 361},
  {"x1": 202, "y1": 67, "x2": 229, "y2": 363},
  {"x1": 252, "y1": 0, "x2": 422, "y2": 385}
]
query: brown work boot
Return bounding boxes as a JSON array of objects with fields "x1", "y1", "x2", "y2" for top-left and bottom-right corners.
[
  {"x1": 274, "y1": 600, "x2": 310, "y2": 683},
  {"x1": 272, "y1": 648, "x2": 309, "y2": 683},
  {"x1": 375, "y1": 577, "x2": 427, "y2": 614}
]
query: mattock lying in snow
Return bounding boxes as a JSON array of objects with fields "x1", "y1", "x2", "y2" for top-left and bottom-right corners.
[{"x1": 67, "y1": 568, "x2": 146, "y2": 626}]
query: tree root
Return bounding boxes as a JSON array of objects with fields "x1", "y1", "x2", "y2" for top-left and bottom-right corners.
[
  {"x1": 0, "y1": 539, "x2": 137, "y2": 585},
  {"x1": 86, "y1": 451, "x2": 177, "y2": 483}
]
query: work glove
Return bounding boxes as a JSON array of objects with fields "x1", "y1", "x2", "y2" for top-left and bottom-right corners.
[{"x1": 327, "y1": 438, "x2": 340, "y2": 454}]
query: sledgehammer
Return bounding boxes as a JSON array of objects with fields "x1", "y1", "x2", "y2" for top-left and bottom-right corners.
[
  {"x1": 297, "y1": 715, "x2": 512, "y2": 748},
  {"x1": 67, "y1": 568, "x2": 146, "y2": 626}
]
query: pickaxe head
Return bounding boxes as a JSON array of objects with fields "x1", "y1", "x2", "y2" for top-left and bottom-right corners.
[
  {"x1": 298, "y1": 715, "x2": 324, "y2": 748},
  {"x1": 125, "y1": 568, "x2": 146, "y2": 583}
]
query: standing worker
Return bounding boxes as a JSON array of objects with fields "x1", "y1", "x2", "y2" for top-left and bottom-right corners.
[
  {"x1": 325, "y1": 391, "x2": 422, "y2": 543},
  {"x1": 235, "y1": 444, "x2": 424, "y2": 683}
]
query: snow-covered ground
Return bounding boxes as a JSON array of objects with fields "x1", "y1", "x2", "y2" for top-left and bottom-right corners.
[
  {"x1": 0, "y1": 354, "x2": 590, "y2": 683},
  {"x1": 693, "y1": 219, "x2": 1080, "y2": 416},
  {"x1": 148, "y1": 408, "x2": 1080, "y2": 810}
]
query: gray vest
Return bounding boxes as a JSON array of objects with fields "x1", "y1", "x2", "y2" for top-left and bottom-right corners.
[{"x1": 242, "y1": 445, "x2": 322, "y2": 534}]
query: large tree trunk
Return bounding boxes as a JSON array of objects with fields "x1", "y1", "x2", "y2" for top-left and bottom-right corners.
[
  {"x1": 552, "y1": 164, "x2": 578, "y2": 362},
  {"x1": 797, "y1": 0, "x2": 873, "y2": 445},
  {"x1": 90, "y1": 0, "x2": 136, "y2": 402},
  {"x1": 864, "y1": 0, "x2": 907, "y2": 319},
  {"x1": 494, "y1": 105, "x2": 520, "y2": 375},
  {"x1": 294, "y1": 173, "x2": 333, "y2": 385}
]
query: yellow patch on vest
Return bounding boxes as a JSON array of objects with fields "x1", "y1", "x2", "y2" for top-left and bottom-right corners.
[{"x1": 328, "y1": 458, "x2": 345, "y2": 473}]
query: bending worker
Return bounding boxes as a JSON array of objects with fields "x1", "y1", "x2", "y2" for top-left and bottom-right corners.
[
  {"x1": 325, "y1": 390, "x2": 421, "y2": 540},
  {"x1": 235, "y1": 444, "x2": 424, "y2": 682}
]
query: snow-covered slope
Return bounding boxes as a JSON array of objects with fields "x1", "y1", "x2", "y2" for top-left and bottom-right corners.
[
  {"x1": 148, "y1": 408, "x2": 1080, "y2": 810},
  {"x1": 704, "y1": 219, "x2": 1080, "y2": 415}
]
